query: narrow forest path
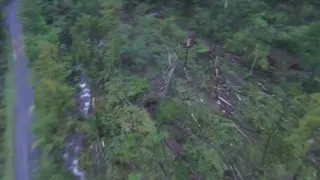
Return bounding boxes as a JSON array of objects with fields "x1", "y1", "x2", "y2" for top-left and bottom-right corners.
[{"x1": 5, "y1": 0, "x2": 39, "y2": 179}]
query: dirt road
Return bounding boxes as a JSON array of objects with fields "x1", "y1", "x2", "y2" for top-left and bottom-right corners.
[{"x1": 5, "y1": 0, "x2": 39, "y2": 179}]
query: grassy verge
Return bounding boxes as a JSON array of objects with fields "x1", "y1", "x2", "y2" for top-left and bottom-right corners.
[{"x1": 4, "y1": 45, "x2": 14, "y2": 180}]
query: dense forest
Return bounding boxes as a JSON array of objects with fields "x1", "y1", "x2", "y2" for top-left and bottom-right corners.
[
  {"x1": 0, "y1": 0, "x2": 9, "y2": 178},
  {"x1": 19, "y1": 0, "x2": 320, "y2": 179}
]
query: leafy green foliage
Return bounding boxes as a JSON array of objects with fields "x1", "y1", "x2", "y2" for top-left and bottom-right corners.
[
  {"x1": 20, "y1": 0, "x2": 320, "y2": 179},
  {"x1": 185, "y1": 139, "x2": 226, "y2": 179}
]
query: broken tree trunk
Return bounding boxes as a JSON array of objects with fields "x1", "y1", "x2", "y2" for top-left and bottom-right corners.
[{"x1": 247, "y1": 44, "x2": 259, "y2": 77}]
